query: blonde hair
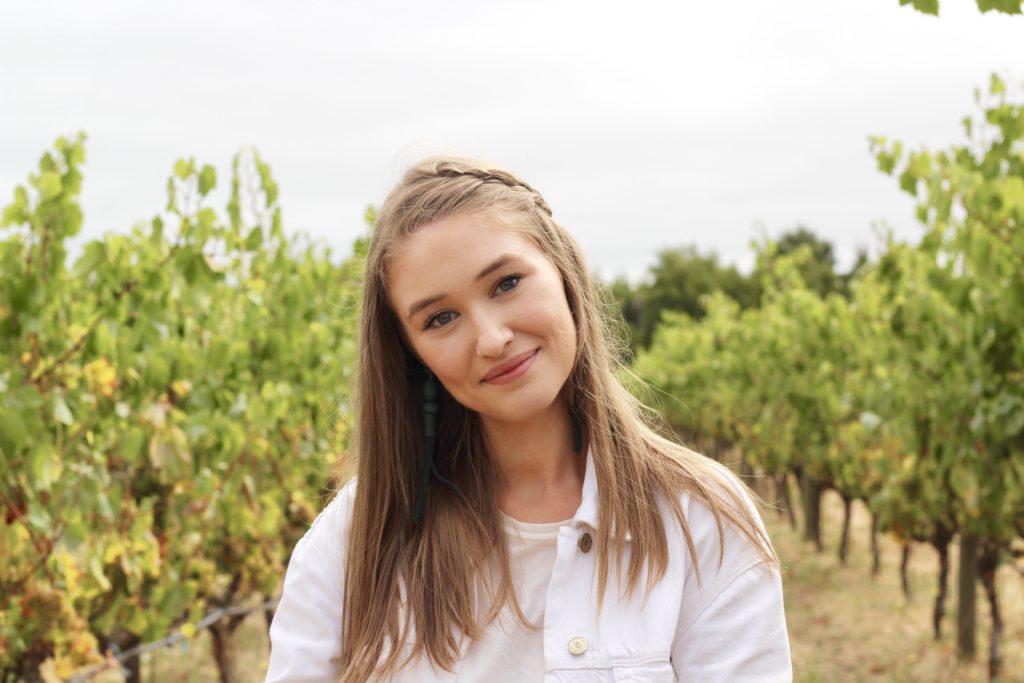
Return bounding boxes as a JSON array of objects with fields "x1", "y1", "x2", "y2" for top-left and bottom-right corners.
[{"x1": 339, "y1": 157, "x2": 776, "y2": 681}]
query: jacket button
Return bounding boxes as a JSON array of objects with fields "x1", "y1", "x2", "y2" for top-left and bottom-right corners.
[
  {"x1": 568, "y1": 636, "x2": 588, "y2": 655},
  {"x1": 578, "y1": 532, "x2": 593, "y2": 553}
]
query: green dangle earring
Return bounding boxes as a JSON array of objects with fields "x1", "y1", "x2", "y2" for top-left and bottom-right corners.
[
  {"x1": 411, "y1": 371, "x2": 468, "y2": 524},
  {"x1": 570, "y1": 403, "x2": 584, "y2": 455}
]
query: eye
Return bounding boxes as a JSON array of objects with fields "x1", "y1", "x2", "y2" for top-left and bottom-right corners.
[
  {"x1": 423, "y1": 310, "x2": 457, "y2": 330},
  {"x1": 494, "y1": 274, "x2": 522, "y2": 295}
]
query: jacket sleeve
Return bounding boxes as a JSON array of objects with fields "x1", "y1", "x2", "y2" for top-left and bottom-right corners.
[
  {"x1": 264, "y1": 483, "x2": 354, "y2": 683},
  {"x1": 670, "y1": 465, "x2": 792, "y2": 682},
  {"x1": 670, "y1": 560, "x2": 791, "y2": 682}
]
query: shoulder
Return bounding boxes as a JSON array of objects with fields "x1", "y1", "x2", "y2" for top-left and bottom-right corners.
[
  {"x1": 281, "y1": 477, "x2": 358, "y2": 593},
  {"x1": 265, "y1": 479, "x2": 358, "y2": 681},
  {"x1": 662, "y1": 461, "x2": 792, "y2": 678},
  {"x1": 303, "y1": 477, "x2": 359, "y2": 569},
  {"x1": 311, "y1": 477, "x2": 359, "y2": 536},
  {"x1": 664, "y1": 455, "x2": 776, "y2": 584},
  {"x1": 657, "y1": 457, "x2": 784, "y2": 638}
]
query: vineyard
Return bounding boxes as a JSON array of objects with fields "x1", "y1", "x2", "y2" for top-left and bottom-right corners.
[
  {"x1": 0, "y1": 75, "x2": 1022, "y2": 682},
  {"x1": 634, "y1": 75, "x2": 1024, "y2": 678},
  {"x1": 0, "y1": 141, "x2": 363, "y2": 682}
]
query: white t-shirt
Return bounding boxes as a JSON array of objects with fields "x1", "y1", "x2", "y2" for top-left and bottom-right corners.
[{"x1": 459, "y1": 515, "x2": 568, "y2": 682}]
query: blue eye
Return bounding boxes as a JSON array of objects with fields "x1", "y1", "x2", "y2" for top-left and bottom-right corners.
[
  {"x1": 495, "y1": 274, "x2": 522, "y2": 294},
  {"x1": 424, "y1": 310, "x2": 456, "y2": 330}
]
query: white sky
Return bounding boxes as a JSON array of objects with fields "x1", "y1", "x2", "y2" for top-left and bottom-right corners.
[{"x1": 1, "y1": 0, "x2": 1021, "y2": 282}]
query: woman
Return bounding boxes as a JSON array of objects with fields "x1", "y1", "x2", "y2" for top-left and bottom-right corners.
[{"x1": 265, "y1": 158, "x2": 792, "y2": 682}]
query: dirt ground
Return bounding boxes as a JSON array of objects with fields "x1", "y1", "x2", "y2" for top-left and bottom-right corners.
[
  {"x1": 772, "y1": 487, "x2": 1023, "y2": 683},
  {"x1": 110, "y1": 487, "x2": 1023, "y2": 682}
]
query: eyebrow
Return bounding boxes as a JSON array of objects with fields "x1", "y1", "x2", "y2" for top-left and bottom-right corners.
[{"x1": 406, "y1": 254, "x2": 520, "y2": 321}]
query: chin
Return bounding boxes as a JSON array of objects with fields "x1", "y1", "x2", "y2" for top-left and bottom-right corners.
[{"x1": 477, "y1": 386, "x2": 566, "y2": 425}]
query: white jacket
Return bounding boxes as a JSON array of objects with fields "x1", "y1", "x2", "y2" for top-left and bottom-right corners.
[{"x1": 265, "y1": 452, "x2": 792, "y2": 682}]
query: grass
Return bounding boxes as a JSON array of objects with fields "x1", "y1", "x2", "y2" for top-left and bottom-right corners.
[{"x1": 100, "y1": 486, "x2": 1023, "y2": 682}]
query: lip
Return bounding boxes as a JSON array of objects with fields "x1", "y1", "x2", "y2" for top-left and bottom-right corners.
[{"x1": 481, "y1": 349, "x2": 540, "y2": 384}]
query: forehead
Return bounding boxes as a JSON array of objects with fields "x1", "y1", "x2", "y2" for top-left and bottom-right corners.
[{"x1": 387, "y1": 213, "x2": 545, "y2": 302}]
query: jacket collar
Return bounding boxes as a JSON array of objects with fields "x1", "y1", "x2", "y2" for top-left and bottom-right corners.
[
  {"x1": 572, "y1": 447, "x2": 633, "y2": 542},
  {"x1": 572, "y1": 446, "x2": 600, "y2": 529}
]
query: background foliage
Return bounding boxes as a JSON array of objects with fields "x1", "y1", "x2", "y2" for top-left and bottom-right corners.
[
  {"x1": 0, "y1": 141, "x2": 363, "y2": 682},
  {"x1": 635, "y1": 74, "x2": 1023, "y2": 677},
  {"x1": 0, "y1": 73, "x2": 1021, "y2": 682}
]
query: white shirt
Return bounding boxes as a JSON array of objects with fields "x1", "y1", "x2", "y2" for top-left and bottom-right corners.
[
  {"x1": 458, "y1": 515, "x2": 564, "y2": 681},
  {"x1": 265, "y1": 452, "x2": 793, "y2": 682}
]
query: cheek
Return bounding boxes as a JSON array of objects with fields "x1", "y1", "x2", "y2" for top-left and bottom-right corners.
[
  {"x1": 533, "y1": 298, "x2": 577, "y2": 354},
  {"x1": 417, "y1": 337, "x2": 471, "y2": 389}
]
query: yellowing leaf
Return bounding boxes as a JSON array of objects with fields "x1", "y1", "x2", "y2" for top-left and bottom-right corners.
[
  {"x1": 54, "y1": 657, "x2": 75, "y2": 679},
  {"x1": 88, "y1": 555, "x2": 112, "y2": 591},
  {"x1": 84, "y1": 358, "x2": 119, "y2": 398},
  {"x1": 58, "y1": 549, "x2": 80, "y2": 593},
  {"x1": 180, "y1": 622, "x2": 196, "y2": 638},
  {"x1": 103, "y1": 540, "x2": 124, "y2": 564},
  {"x1": 171, "y1": 379, "x2": 192, "y2": 398}
]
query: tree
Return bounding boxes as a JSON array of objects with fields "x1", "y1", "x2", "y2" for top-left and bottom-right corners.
[
  {"x1": 754, "y1": 226, "x2": 844, "y2": 300},
  {"x1": 629, "y1": 246, "x2": 757, "y2": 348}
]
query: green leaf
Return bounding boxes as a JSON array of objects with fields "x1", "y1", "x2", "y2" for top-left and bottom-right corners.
[
  {"x1": 28, "y1": 444, "x2": 62, "y2": 491},
  {"x1": 915, "y1": 203, "x2": 929, "y2": 224},
  {"x1": 119, "y1": 426, "x2": 147, "y2": 464},
  {"x1": 198, "y1": 164, "x2": 217, "y2": 196},
  {"x1": 166, "y1": 176, "x2": 177, "y2": 212},
  {"x1": 64, "y1": 513, "x2": 88, "y2": 549},
  {"x1": 900, "y1": 0, "x2": 939, "y2": 15},
  {"x1": 25, "y1": 500, "x2": 52, "y2": 532},
  {"x1": 36, "y1": 171, "x2": 62, "y2": 200},
  {"x1": 989, "y1": 73, "x2": 1007, "y2": 94},
  {"x1": 977, "y1": 0, "x2": 1022, "y2": 14},
  {"x1": 174, "y1": 246, "x2": 201, "y2": 284},
  {"x1": 195, "y1": 207, "x2": 217, "y2": 243},
  {"x1": 2, "y1": 186, "x2": 30, "y2": 226},
  {"x1": 899, "y1": 169, "x2": 919, "y2": 195},
  {"x1": 245, "y1": 227, "x2": 263, "y2": 251},
  {"x1": 67, "y1": 136, "x2": 87, "y2": 166},
  {"x1": 145, "y1": 355, "x2": 171, "y2": 389},
  {"x1": 72, "y1": 241, "x2": 108, "y2": 278},
  {"x1": 174, "y1": 158, "x2": 193, "y2": 180},
  {"x1": 0, "y1": 408, "x2": 29, "y2": 454},
  {"x1": 39, "y1": 152, "x2": 57, "y2": 173},
  {"x1": 150, "y1": 215, "x2": 164, "y2": 245},
  {"x1": 208, "y1": 338, "x2": 230, "y2": 368}
]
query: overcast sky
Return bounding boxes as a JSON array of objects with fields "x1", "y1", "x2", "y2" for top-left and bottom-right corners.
[{"x1": 1, "y1": 1, "x2": 1021, "y2": 282}]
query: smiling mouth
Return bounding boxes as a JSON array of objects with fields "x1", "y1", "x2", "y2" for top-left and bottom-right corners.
[{"x1": 481, "y1": 349, "x2": 539, "y2": 384}]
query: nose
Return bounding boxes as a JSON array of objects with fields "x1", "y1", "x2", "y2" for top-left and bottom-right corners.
[{"x1": 475, "y1": 311, "x2": 513, "y2": 358}]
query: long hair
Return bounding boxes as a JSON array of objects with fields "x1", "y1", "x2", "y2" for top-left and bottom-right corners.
[{"x1": 339, "y1": 157, "x2": 776, "y2": 681}]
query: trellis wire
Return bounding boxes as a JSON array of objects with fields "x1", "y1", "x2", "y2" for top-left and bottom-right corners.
[{"x1": 67, "y1": 598, "x2": 279, "y2": 683}]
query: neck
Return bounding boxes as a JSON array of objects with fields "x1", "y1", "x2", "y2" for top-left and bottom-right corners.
[{"x1": 481, "y1": 398, "x2": 586, "y2": 523}]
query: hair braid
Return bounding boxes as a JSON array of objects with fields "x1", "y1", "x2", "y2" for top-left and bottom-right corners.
[{"x1": 433, "y1": 161, "x2": 553, "y2": 217}]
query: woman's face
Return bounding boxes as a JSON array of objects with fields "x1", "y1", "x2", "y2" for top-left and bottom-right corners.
[{"x1": 388, "y1": 213, "x2": 577, "y2": 426}]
